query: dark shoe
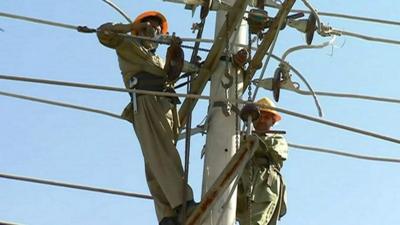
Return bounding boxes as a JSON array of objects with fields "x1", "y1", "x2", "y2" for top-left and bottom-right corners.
[{"x1": 159, "y1": 217, "x2": 180, "y2": 225}]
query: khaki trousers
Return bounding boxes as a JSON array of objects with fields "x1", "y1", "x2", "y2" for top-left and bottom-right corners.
[
  {"x1": 132, "y1": 95, "x2": 194, "y2": 221},
  {"x1": 237, "y1": 164, "x2": 285, "y2": 225}
]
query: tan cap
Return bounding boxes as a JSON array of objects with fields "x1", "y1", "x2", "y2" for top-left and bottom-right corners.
[{"x1": 256, "y1": 97, "x2": 282, "y2": 121}]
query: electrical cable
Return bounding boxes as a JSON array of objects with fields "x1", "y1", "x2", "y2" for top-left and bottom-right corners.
[
  {"x1": 284, "y1": 82, "x2": 400, "y2": 104},
  {"x1": 2, "y1": 74, "x2": 400, "y2": 145},
  {"x1": 0, "y1": 172, "x2": 153, "y2": 200},
  {"x1": 333, "y1": 28, "x2": 400, "y2": 46},
  {"x1": 0, "y1": 11, "x2": 208, "y2": 53},
  {"x1": 0, "y1": 90, "x2": 124, "y2": 120},
  {"x1": 251, "y1": 103, "x2": 400, "y2": 145},
  {"x1": 266, "y1": 3, "x2": 400, "y2": 27},
  {"x1": 280, "y1": 36, "x2": 337, "y2": 117},
  {"x1": 101, "y1": 0, "x2": 132, "y2": 23},
  {"x1": 0, "y1": 74, "x2": 211, "y2": 100},
  {"x1": 289, "y1": 143, "x2": 400, "y2": 163}
]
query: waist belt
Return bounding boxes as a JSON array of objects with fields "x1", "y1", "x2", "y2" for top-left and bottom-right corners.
[
  {"x1": 131, "y1": 71, "x2": 166, "y2": 92},
  {"x1": 129, "y1": 71, "x2": 181, "y2": 104}
]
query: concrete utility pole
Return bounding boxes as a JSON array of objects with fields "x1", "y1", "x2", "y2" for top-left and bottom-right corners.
[{"x1": 201, "y1": 1, "x2": 247, "y2": 225}]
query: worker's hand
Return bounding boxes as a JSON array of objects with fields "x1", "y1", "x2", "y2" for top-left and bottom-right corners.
[
  {"x1": 170, "y1": 35, "x2": 182, "y2": 47},
  {"x1": 129, "y1": 22, "x2": 155, "y2": 36},
  {"x1": 97, "y1": 22, "x2": 150, "y2": 34},
  {"x1": 97, "y1": 22, "x2": 116, "y2": 35}
]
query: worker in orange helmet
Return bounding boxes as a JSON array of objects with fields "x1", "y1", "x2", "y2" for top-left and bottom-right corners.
[
  {"x1": 237, "y1": 97, "x2": 288, "y2": 225},
  {"x1": 96, "y1": 11, "x2": 198, "y2": 225}
]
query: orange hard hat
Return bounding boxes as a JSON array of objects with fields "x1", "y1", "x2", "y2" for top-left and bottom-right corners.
[
  {"x1": 256, "y1": 97, "x2": 282, "y2": 122},
  {"x1": 132, "y1": 11, "x2": 168, "y2": 35}
]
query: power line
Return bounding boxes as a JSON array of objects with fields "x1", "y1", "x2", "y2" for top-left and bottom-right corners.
[
  {"x1": 1, "y1": 144, "x2": 399, "y2": 206},
  {"x1": 289, "y1": 143, "x2": 400, "y2": 164},
  {"x1": 266, "y1": 3, "x2": 400, "y2": 27},
  {"x1": 0, "y1": 74, "x2": 210, "y2": 100},
  {"x1": 2, "y1": 74, "x2": 400, "y2": 145},
  {"x1": 255, "y1": 103, "x2": 400, "y2": 145},
  {"x1": 0, "y1": 172, "x2": 153, "y2": 200},
  {"x1": 337, "y1": 29, "x2": 400, "y2": 45},
  {"x1": 293, "y1": 87, "x2": 400, "y2": 104},
  {"x1": 0, "y1": 91, "x2": 124, "y2": 120}
]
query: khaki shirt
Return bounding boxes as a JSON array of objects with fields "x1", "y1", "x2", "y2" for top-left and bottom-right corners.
[
  {"x1": 97, "y1": 30, "x2": 167, "y2": 89},
  {"x1": 97, "y1": 28, "x2": 198, "y2": 123},
  {"x1": 254, "y1": 134, "x2": 288, "y2": 168},
  {"x1": 97, "y1": 30, "x2": 198, "y2": 88}
]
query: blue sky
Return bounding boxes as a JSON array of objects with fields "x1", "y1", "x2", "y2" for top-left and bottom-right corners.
[{"x1": 1, "y1": 1, "x2": 399, "y2": 225}]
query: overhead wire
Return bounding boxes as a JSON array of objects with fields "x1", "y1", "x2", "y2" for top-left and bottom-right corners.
[
  {"x1": 101, "y1": 0, "x2": 132, "y2": 23},
  {"x1": 0, "y1": 172, "x2": 153, "y2": 200},
  {"x1": 0, "y1": 90, "x2": 124, "y2": 120},
  {"x1": 278, "y1": 79, "x2": 400, "y2": 104},
  {"x1": 2, "y1": 4, "x2": 400, "y2": 223},
  {"x1": 2, "y1": 10, "x2": 400, "y2": 51},
  {"x1": 0, "y1": 74, "x2": 211, "y2": 100},
  {"x1": 2, "y1": 74, "x2": 400, "y2": 145},
  {"x1": 289, "y1": 143, "x2": 400, "y2": 164},
  {"x1": 0, "y1": 143, "x2": 399, "y2": 211},
  {"x1": 276, "y1": 36, "x2": 337, "y2": 117},
  {"x1": 259, "y1": 103, "x2": 400, "y2": 145},
  {"x1": 333, "y1": 29, "x2": 400, "y2": 46},
  {"x1": 1, "y1": 143, "x2": 399, "y2": 209},
  {"x1": 266, "y1": 3, "x2": 400, "y2": 27}
]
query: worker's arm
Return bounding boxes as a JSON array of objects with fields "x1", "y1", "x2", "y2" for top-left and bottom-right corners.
[{"x1": 96, "y1": 22, "x2": 150, "y2": 48}]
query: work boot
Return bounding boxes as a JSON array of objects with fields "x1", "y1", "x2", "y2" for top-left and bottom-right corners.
[
  {"x1": 174, "y1": 200, "x2": 199, "y2": 224},
  {"x1": 159, "y1": 217, "x2": 180, "y2": 225}
]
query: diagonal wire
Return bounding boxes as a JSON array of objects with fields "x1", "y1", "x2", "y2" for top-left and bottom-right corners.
[
  {"x1": 0, "y1": 90, "x2": 124, "y2": 120},
  {"x1": 0, "y1": 74, "x2": 211, "y2": 100},
  {"x1": 289, "y1": 143, "x2": 400, "y2": 163},
  {"x1": 333, "y1": 29, "x2": 400, "y2": 46},
  {"x1": 3, "y1": 87, "x2": 400, "y2": 161},
  {"x1": 266, "y1": 3, "x2": 400, "y2": 27},
  {"x1": 101, "y1": 0, "x2": 132, "y2": 23},
  {"x1": 290, "y1": 86, "x2": 400, "y2": 104},
  {"x1": 0, "y1": 172, "x2": 153, "y2": 200},
  {"x1": 248, "y1": 101, "x2": 400, "y2": 145},
  {"x1": 2, "y1": 74, "x2": 400, "y2": 145}
]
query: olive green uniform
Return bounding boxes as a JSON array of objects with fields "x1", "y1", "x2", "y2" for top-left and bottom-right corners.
[
  {"x1": 97, "y1": 28, "x2": 194, "y2": 221},
  {"x1": 237, "y1": 134, "x2": 288, "y2": 225}
]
